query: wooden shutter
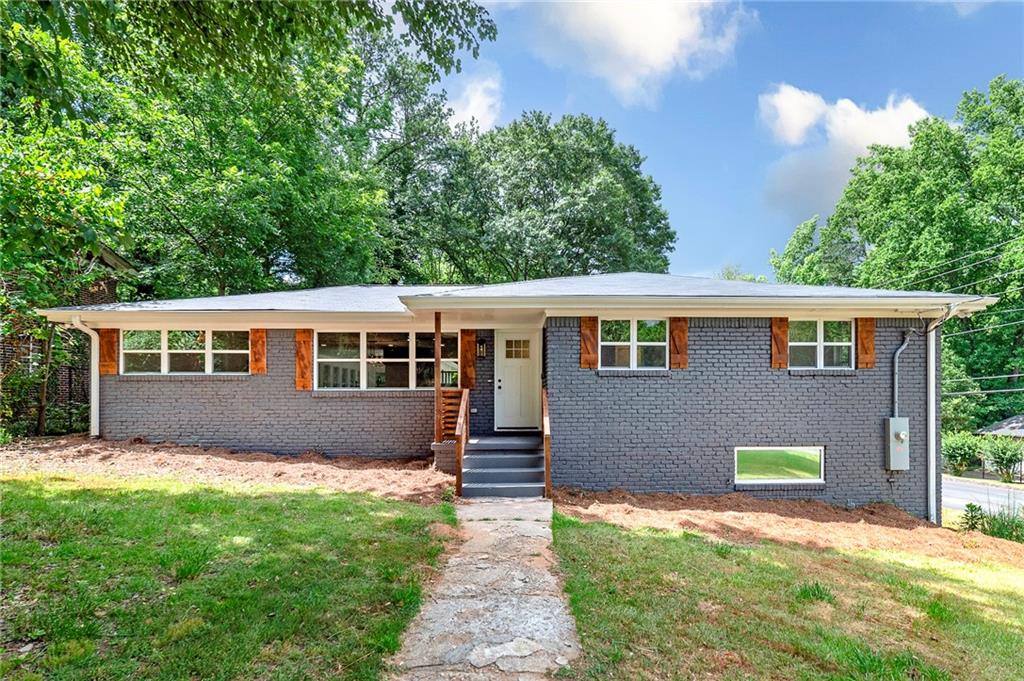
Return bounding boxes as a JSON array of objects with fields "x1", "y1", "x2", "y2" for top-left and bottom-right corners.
[
  {"x1": 770, "y1": 317, "x2": 789, "y2": 369},
  {"x1": 294, "y1": 329, "x2": 312, "y2": 391},
  {"x1": 460, "y1": 329, "x2": 477, "y2": 388},
  {"x1": 98, "y1": 328, "x2": 119, "y2": 375},
  {"x1": 580, "y1": 317, "x2": 599, "y2": 369},
  {"x1": 250, "y1": 329, "x2": 267, "y2": 375},
  {"x1": 669, "y1": 317, "x2": 689, "y2": 369},
  {"x1": 856, "y1": 318, "x2": 876, "y2": 369}
]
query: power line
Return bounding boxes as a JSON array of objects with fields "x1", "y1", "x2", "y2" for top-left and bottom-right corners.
[
  {"x1": 958, "y1": 283, "x2": 1024, "y2": 306},
  {"x1": 946, "y1": 385, "x2": 1024, "y2": 395},
  {"x1": 902, "y1": 251, "x2": 1007, "y2": 289},
  {"x1": 943, "y1": 318, "x2": 1024, "y2": 337},
  {"x1": 945, "y1": 267, "x2": 1024, "y2": 294},
  {"x1": 971, "y1": 305, "x2": 1024, "y2": 318},
  {"x1": 946, "y1": 372, "x2": 1023, "y2": 383},
  {"x1": 883, "y1": 234, "x2": 1024, "y2": 288}
]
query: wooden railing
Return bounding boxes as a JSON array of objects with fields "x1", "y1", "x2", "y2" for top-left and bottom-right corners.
[
  {"x1": 439, "y1": 388, "x2": 463, "y2": 440},
  {"x1": 542, "y1": 388, "x2": 552, "y2": 498},
  {"x1": 454, "y1": 388, "x2": 469, "y2": 496}
]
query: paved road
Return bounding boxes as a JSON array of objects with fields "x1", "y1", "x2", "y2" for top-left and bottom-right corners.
[{"x1": 943, "y1": 475, "x2": 1024, "y2": 512}]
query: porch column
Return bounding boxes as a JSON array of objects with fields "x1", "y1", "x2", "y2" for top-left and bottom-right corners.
[{"x1": 434, "y1": 311, "x2": 442, "y2": 442}]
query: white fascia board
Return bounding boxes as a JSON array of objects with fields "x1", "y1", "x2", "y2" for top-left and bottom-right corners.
[
  {"x1": 401, "y1": 295, "x2": 997, "y2": 317},
  {"x1": 37, "y1": 309, "x2": 422, "y2": 329}
]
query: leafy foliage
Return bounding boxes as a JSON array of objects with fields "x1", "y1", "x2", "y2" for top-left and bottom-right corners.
[
  {"x1": 771, "y1": 77, "x2": 1024, "y2": 427},
  {"x1": 982, "y1": 436, "x2": 1024, "y2": 483},
  {"x1": 958, "y1": 503, "x2": 986, "y2": 532},
  {"x1": 942, "y1": 432, "x2": 983, "y2": 476}
]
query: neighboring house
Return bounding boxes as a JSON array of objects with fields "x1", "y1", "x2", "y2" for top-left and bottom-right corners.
[
  {"x1": 976, "y1": 414, "x2": 1024, "y2": 438},
  {"x1": 39, "y1": 272, "x2": 996, "y2": 521}
]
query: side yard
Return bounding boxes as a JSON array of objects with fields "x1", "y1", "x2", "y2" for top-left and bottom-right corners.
[
  {"x1": 0, "y1": 438, "x2": 457, "y2": 680},
  {"x1": 552, "y1": 489, "x2": 1024, "y2": 681}
]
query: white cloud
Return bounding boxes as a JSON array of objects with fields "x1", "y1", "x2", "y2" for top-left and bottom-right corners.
[
  {"x1": 527, "y1": 1, "x2": 756, "y2": 107},
  {"x1": 950, "y1": 1, "x2": 991, "y2": 17},
  {"x1": 760, "y1": 84, "x2": 930, "y2": 221},
  {"x1": 448, "y1": 65, "x2": 503, "y2": 131}
]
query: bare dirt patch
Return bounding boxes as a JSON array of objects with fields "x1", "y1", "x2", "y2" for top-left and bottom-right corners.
[
  {"x1": 553, "y1": 487, "x2": 1024, "y2": 566},
  {"x1": 1, "y1": 435, "x2": 454, "y2": 504}
]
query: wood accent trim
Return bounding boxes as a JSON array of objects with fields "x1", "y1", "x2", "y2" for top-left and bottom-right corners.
[
  {"x1": 542, "y1": 389, "x2": 552, "y2": 498},
  {"x1": 460, "y1": 329, "x2": 477, "y2": 389},
  {"x1": 99, "y1": 328, "x2": 119, "y2": 375},
  {"x1": 249, "y1": 329, "x2": 267, "y2": 375},
  {"x1": 455, "y1": 388, "x2": 469, "y2": 497},
  {"x1": 771, "y1": 317, "x2": 789, "y2": 369},
  {"x1": 294, "y1": 329, "x2": 312, "y2": 391},
  {"x1": 580, "y1": 316, "x2": 599, "y2": 369},
  {"x1": 856, "y1": 318, "x2": 876, "y2": 369},
  {"x1": 434, "y1": 312, "x2": 442, "y2": 443},
  {"x1": 669, "y1": 317, "x2": 689, "y2": 369}
]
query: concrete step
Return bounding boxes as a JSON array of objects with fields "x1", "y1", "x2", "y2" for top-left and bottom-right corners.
[
  {"x1": 463, "y1": 467, "x2": 545, "y2": 484},
  {"x1": 462, "y1": 452, "x2": 544, "y2": 469},
  {"x1": 466, "y1": 435, "x2": 542, "y2": 451},
  {"x1": 461, "y1": 482, "x2": 545, "y2": 498}
]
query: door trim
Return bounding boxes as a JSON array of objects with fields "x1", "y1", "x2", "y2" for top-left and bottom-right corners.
[{"x1": 494, "y1": 329, "x2": 542, "y2": 431}]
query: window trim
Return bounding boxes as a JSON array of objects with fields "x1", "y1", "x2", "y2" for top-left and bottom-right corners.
[
  {"x1": 121, "y1": 330, "x2": 250, "y2": 375},
  {"x1": 788, "y1": 319, "x2": 855, "y2": 370},
  {"x1": 733, "y1": 446, "x2": 826, "y2": 485},
  {"x1": 598, "y1": 318, "x2": 669, "y2": 371},
  {"x1": 314, "y1": 330, "x2": 460, "y2": 391}
]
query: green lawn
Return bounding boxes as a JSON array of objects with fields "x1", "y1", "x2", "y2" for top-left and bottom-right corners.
[
  {"x1": 736, "y1": 447, "x2": 821, "y2": 480},
  {"x1": 552, "y1": 514, "x2": 1024, "y2": 680},
  {"x1": 1, "y1": 474, "x2": 454, "y2": 680}
]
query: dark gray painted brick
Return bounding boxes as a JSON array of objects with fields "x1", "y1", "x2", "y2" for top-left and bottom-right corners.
[{"x1": 543, "y1": 316, "x2": 942, "y2": 519}]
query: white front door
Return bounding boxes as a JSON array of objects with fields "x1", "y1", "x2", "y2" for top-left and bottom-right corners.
[{"x1": 494, "y1": 329, "x2": 542, "y2": 430}]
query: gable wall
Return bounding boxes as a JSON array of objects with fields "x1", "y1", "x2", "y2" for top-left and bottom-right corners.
[{"x1": 544, "y1": 316, "x2": 941, "y2": 519}]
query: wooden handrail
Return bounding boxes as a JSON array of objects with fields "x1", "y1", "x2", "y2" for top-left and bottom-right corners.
[
  {"x1": 542, "y1": 388, "x2": 552, "y2": 498},
  {"x1": 454, "y1": 388, "x2": 469, "y2": 496}
]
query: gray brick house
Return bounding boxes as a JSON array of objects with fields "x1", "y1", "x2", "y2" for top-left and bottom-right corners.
[{"x1": 40, "y1": 272, "x2": 997, "y2": 522}]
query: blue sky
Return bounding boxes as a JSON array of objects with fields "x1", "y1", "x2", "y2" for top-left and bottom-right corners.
[{"x1": 440, "y1": 1, "x2": 1023, "y2": 278}]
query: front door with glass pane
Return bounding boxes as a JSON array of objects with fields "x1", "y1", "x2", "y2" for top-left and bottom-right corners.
[{"x1": 494, "y1": 330, "x2": 541, "y2": 430}]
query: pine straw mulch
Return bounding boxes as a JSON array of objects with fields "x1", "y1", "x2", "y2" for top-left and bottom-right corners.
[
  {"x1": 0, "y1": 435, "x2": 454, "y2": 505},
  {"x1": 553, "y1": 487, "x2": 1024, "y2": 567}
]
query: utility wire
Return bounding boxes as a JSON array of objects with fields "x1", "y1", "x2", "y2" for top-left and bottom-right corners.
[
  {"x1": 946, "y1": 385, "x2": 1024, "y2": 395},
  {"x1": 943, "y1": 318, "x2": 1024, "y2": 337},
  {"x1": 970, "y1": 305, "x2": 1024, "y2": 318},
  {"x1": 956, "y1": 283, "x2": 1024, "y2": 306},
  {"x1": 946, "y1": 372, "x2": 1024, "y2": 383},
  {"x1": 883, "y1": 234, "x2": 1024, "y2": 288},
  {"x1": 944, "y1": 267, "x2": 1024, "y2": 294},
  {"x1": 900, "y1": 251, "x2": 1006, "y2": 289}
]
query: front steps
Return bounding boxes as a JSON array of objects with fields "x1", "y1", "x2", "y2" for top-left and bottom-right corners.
[{"x1": 461, "y1": 434, "x2": 545, "y2": 498}]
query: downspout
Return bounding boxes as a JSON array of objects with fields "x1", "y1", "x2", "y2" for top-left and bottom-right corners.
[
  {"x1": 70, "y1": 315, "x2": 100, "y2": 437},
  {"x1": 926, "y1": 325, "x2": 937, "y2": 524}
]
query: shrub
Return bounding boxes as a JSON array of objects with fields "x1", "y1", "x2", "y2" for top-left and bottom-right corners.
[
  {"x1": 984, "y1": 506, "x2": 1024, "y2": 543},
  {"x1": 982, "y1": 436, "x2": 1024, "y2": 483},
  {"x1": 942, "y1": 431, "x2": 981, "y2": 476},
  {"x1": 958, "y1": 503, "x2": 985, "y2": 532}
]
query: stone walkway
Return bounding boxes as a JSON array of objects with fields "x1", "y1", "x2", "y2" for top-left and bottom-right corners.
[{"x1": 391, "y1": 498, "x2": 581, "y2": 680}]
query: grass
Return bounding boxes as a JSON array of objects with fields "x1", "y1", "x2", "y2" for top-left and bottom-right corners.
[
  {"x1": 0, "y1": 473, "x2": 455, "y2": 680},
  {"x1": 552, "y1": 513, "x2": 1024, "y2": 680},
  {"x1": 735, "y1": 448, "x2": 821, "y2": 480}
]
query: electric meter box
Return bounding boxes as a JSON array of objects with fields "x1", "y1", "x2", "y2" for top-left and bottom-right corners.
[{"x1": 885, "y1": 417, "x2": 910, "y2": 471}]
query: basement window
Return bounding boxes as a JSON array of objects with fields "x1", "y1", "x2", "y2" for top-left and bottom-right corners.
[
  {"x1": 599, "y1": 319, "x2": 668, "y2": 370},
  {"x1": 735, "y1": 446, "x2": 825, "y2": 484},
  {"x1": 789, "y1": 320, "x2": 853, "y2": 370}
]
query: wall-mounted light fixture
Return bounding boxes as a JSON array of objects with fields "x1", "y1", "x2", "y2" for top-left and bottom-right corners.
[{"x1": 477, "y1": 338, "x2": 487, "y2": 357}]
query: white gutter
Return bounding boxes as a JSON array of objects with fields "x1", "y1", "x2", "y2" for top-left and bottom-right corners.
[
  {"x1": 927, "y1": 324, "x2": 938, "y2": 524},
  {"x1": 70, "y1": 315, "x2": 100, "y2": 437}
]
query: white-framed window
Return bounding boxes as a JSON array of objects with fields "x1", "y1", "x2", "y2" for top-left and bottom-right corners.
[
  {"x1": 121, "y1": 330, "x2": 250, "y2": 375},
  {"x1": 315, "y1": 331, "x2": 459, "y2": 390},
  {"x1": 734, "y1": 446, "x2": 825, "y2": 484},
  {"x1": 598, "y1": 319, "x2": 668, "y2": 370},
  {"x1": 789, "y1": 320, "x2": 854, "y2": 370}
]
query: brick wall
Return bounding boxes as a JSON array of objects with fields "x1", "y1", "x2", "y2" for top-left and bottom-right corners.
[
  {"x1": 99, "y1": 329, "x2": 433, "y2": 457},
  {"x1": 468, "y1": 329, "x2": 497, "y2": 435},
  {"x1": 544, "y1": 316, "x2": 942, "y2": 519}
]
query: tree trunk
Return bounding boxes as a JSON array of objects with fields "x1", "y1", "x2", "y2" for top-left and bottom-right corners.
[{"x1": 35, "y1": 325, "x2": 56, "y2": 436}]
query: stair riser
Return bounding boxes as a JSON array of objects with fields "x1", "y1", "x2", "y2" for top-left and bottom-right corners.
[
  {"x1": 466, "y1": 440, "x2": 542, "y2": 451},
  {"x1": 462, "y1": 485, "x2": 544, "y2": 498},
  {"x1": 462, "y1": 454, "x2": 544, "y2": 469},
  {"x1": 463, "y1": 469, "x2": 545, "y2": 484}
]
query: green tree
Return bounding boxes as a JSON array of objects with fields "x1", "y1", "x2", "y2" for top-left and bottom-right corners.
[
  {"x1": 717, "y1": 264, "x2": 767, "y2": 283},
  {"x1": 394, "y1": 112, "x2": 676, "y2": 282},
  {"x1": 771, "y1": 77, "x2": 1024, "y2": 425}
]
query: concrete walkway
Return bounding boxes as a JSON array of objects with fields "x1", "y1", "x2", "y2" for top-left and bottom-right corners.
[{"x1": 391, "y1": 498, "x2": 581, "y2": 680}]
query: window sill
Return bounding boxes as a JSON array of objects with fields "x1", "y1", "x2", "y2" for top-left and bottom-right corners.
[
  {"x1": 311, "y1": 390, "x2": 433, "y2": 399},
  {"x1": 734, "y1": 481, "x2": 826, "y2": 492},
  {"x1": 113, "y1": 374, "x2": 251, "y2": 381},
  {"x1": 787, "y1": 368, "x2": 856, "y2": 377},
  {"x1": 596, "y1": 369, "x2": 672, "y2": 378}
]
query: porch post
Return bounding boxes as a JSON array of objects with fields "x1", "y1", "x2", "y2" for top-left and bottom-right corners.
[{"x1": 434, "y1": 311, "x2": 442, "y2": 442}]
